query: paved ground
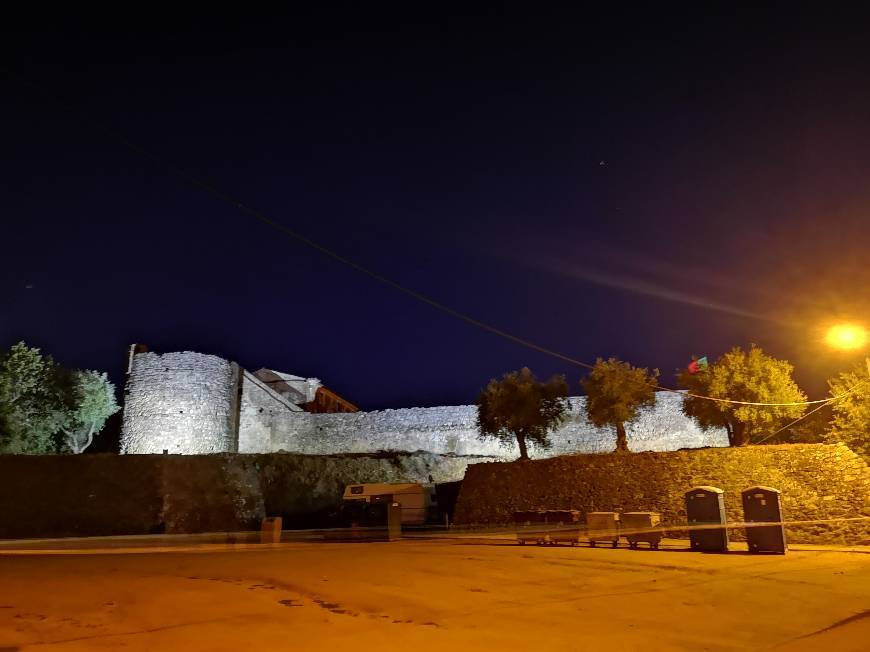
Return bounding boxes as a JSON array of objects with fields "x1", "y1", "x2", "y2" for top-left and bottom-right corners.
[{"x1": 1, "y1": 536, "x2": 869, "y2": 651}]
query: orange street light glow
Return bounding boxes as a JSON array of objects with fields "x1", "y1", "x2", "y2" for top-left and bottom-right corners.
[{"x1": 824, "y1": 323, "x2": 868, "y2": 351}]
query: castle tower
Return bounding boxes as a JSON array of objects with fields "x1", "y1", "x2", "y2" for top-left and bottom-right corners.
[{"x1": 121, "y1": 349, "x2": 240, "y2": 454}]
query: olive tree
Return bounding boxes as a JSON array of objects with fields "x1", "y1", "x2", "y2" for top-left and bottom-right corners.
[
  {"x1": 0, "y1": 342, "x2": 119, "y2": 454},
  {"x1": 59, "y1": 370, "x2": 120, "y2": 454},
  {"x1": 0, "y1": 342, "x2": 67, "y2": 454},
  {"x1": 679, "y1": 345, "x2": 806, "y2": 446},
  {"x1": 825, "y1": 362, "x2": 870, "y2": 461},
  {"x1": 582, "y1": 358, "x2": 659, "y2": 452},
  {"x1": 475, "y1": 367, "x2": 569, "y2": 460}
]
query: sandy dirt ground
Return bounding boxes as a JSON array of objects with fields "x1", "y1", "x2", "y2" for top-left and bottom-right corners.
[{"x1": 1, "y1": 536, "x2": 869, "y2": 651}]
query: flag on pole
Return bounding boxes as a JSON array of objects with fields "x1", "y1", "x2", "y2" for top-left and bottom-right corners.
[{"x1": 688, "y1": 356, "x2": 708, "y2": 374}]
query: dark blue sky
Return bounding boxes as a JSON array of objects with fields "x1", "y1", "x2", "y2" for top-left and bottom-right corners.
[{"x1": 3, "y1": 5, "x2": 870, "y2": 415}]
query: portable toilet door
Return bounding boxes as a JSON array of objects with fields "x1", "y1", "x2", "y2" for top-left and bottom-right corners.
[
  {"x1": 742, "y1": 486, "x2": 787, "y2": 554},
  {"x1": 685, "y1": 486, "x2": 729, "y2": 552}
]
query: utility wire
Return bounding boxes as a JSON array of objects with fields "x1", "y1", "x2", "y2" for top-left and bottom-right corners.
[
  {"x1": 754, "y1": 400, "x2": 833, "y2": 446},
  {"x1": 683, "y1": 393, "x2": 834, "y2": 407},
  {"x1": 2, "y1": 70, "x2": 857, "y2": 408},
  {"x1": 754, "y1": 376, "x2": 870, "y2": 445}
]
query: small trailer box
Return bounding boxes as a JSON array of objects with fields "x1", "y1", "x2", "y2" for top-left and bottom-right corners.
[
  {"x1": 343, "y1": 483, "x2": 435, "y2": 525},
  {"x1": 621, "y1": 512, "x2": 663, "y2": 549},
  {"x1": 587, "y1": 512, "x2": 620, "y2": 547}
]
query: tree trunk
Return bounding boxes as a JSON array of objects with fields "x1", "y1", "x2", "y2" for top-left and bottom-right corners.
[
  {"x1": 730, "y1": 421, "x2": 750, "y2": 446},
  {"x1": 63, "y1": 423, "x2": 95, "y2": 454},
  {"x1": 80, "y1": 423, "x2": 95, "y2": 453},
  {"x1": 615, "y1": 422, "x2": 628, "y2": 452},
  {"x1": 66, "y1": 433, "x2": 82, "y2": 454},
  {"x1": 516, "y1": 434, "x2": 529, "y2": 460}
]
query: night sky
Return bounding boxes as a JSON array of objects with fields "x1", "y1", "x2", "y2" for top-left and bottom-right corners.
[{"x1": 3, "y1": 6, "x2": 870, "y2": 428}]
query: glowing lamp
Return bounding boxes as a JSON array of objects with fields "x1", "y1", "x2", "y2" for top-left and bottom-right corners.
[{"x1": 824, "y1": 323, "x2": 868, "y2": 351}]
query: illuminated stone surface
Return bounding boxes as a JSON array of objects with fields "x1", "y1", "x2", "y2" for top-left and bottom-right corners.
[
  {"x1": 121, "y1": 350, "x2": 729, "y2": 456},
  {"x1": 454, "y1": 443, "x2": 870, "y2": 544},
  {"x1": 261, "y1": 393, "x2": 727, "y2": 458},
  {"x1": 120, "y1": 351, "x2": 237, "y2": 454}
]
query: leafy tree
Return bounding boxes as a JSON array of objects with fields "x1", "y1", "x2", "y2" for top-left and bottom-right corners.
[
  {"x1": 0, "y1": 342, "x2": 67, "y2": 454},
  {"x1": 679, "y1": 345, "x2": 806, "y2": 446},
  {"x1": 58, "y1": 370, "x2": 120, "y2": 454},
  {"x1": 0, "y1": 342, "x2": 119, "y2": 454},
  {"x1": 774, "y1": 404, "x2": 830, "y2": 444},
  {"x1": 475, "y1": 367, "x2": 569, "y2": 460},
  {"x1": 825, "y1": 363, "x2": 870, "y2": 460},
  {"x1": 582, "y1": 358, "x2": 659, "y2": 452}
]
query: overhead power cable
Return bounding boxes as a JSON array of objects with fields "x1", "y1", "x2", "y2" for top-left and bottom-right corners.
[
  {"x1": 682, "y1": 393, "x2": 834, "y2": 407},
  {"x1": 4, "y1": 70, "x2": 861, "y2": 409},
  {"x1": 753, "y1": 376, "x2": 870, "y2": 445}
]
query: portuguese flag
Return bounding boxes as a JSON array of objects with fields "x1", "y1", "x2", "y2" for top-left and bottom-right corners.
[{"x1": 687, "y1": 356, "x2": 708, "y2": 374}]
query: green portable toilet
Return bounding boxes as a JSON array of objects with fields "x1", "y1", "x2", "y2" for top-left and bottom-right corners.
[
  {"x1": 742, "y1": 486, "x2": 787, "y2": 554},
  {"x1": 685, "y1": 486, "x2": 728, "y2": 552}
]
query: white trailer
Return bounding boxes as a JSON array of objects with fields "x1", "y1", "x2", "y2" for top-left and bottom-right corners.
[{"x1": 342, "y1": 482, "x2": 436, "y2": 525}]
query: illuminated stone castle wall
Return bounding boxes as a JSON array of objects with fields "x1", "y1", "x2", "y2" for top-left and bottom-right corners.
[
  {"x1": 255, "y1": 393, "x2": 727, "y2": 458},
  {"x1": 121, "y1": 351, "x2": 240, "y2": 454},
  {"x1": 121, "y1": 350, "x2": 729, "y2": 457}
]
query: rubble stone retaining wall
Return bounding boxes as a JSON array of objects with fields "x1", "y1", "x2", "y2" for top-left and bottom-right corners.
[
  {"x1": 453, "y1": 444, "x2": 870, "y2": 544},
  {"x1": 0, "y1": 452, "x2": 491, "y2": 539}
]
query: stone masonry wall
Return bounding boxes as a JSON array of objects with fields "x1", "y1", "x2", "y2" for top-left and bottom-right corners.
[
  {"x1": 453, "y1": 443, "x2": 870, "y2": 544},
  {"x1": 266, "y1": 392, "x2": 728, "y2": 458},
  {"x1": 122, "y1": 350, "x2": 728, "y2": 457},
  {"x1": 238, "y1": 371, "x2": 303, "y2": 454},
  {"x1": 247, "y1": 451, "x2": 496, "y2": 528},
  {"x1": 0, "y1": 454, "x2": 165, "y2": 538},
  {"x1": 121, "y1": 352, "x2": 237, "y2": 454},
  {"x1": 0, "y1": 452, "x2": 493, "y2": 538}
]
